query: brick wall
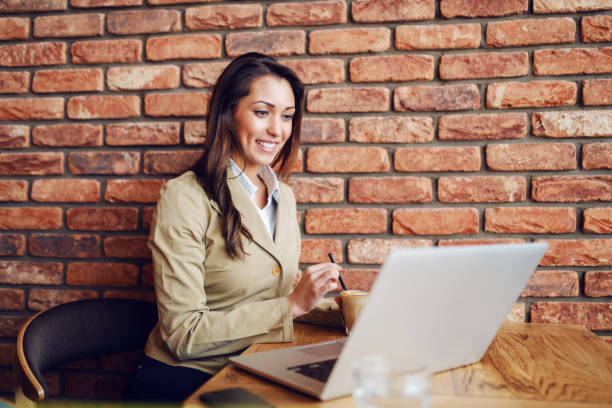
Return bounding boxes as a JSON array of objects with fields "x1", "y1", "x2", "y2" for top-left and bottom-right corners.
[{"x1": 1, "y1": 0, "x2": 611, "y2": 400}]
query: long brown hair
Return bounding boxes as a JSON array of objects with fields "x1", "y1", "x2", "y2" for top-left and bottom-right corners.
[{"x1": 190, "y1": 52, "x2": 304, "y2": 259}]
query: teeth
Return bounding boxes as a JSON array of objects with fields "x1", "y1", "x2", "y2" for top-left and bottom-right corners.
[{"x1": 257, "y1": 141, "x2": 276, "y2": 151}]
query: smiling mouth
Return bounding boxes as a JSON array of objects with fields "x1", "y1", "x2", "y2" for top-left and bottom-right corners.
[{"x1": 256, "y1": 140, "x2": 277, "y2": 152}]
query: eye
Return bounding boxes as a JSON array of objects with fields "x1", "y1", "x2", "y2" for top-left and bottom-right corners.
[
  {"x1": 254, "y1": 110, "x2": 269, "y2": 117},
  {"x1": 282, "y1": 114, "x2": 294, "y2": 121}
]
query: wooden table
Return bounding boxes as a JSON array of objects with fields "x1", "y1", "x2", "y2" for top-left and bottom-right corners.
[{"x1": 184, "y1": 322, "x2": 612, "y2": 408}]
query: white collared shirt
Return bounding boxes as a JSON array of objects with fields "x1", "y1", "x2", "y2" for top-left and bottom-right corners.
[{"x1": 228, "y1": 159, "x2": 280, "y2": 239}]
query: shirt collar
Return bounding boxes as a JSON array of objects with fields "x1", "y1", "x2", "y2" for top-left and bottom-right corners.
[{"x1": 228, "y1": 158, "x2": 280, "y2": 203}]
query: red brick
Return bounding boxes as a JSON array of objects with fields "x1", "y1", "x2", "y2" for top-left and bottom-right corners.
[
  {"x1": 486, "y1": 143, "x2": 577, "y2": 171},
  {"x1": 0, "y1": 125, "x2": 29, "y2": 149},
  {"x1": 65, "y1": 373, "x2": 127, "y2": 399},
  {"x1": 441, "y1": 0, "x2": 527, "y2": 17},
  {"x1": 226, "y1": 30, "x2": 305, "y2": 57},
  {"x1": 72, "y1": 39, "x2": 142, "y2": 64},
  {"x1": 534, "y1": 48, "x2": 612, "y2": 76},
  {"x1": 282, "y1": 59, "x2": 345, "y2": 85},
  {"x1": 67, "y1": 262, "x2": 139, "y2": 286},
  {"x1": 522, "y1": 270, "x2": 579, "y2": 297},
  {"x1": 438, "y1": 176, "x2": 526, "y2": 203},
  {"x1": 34, "y1": 13, "x2": 103, "y2": 38},
  {"x1": 105, "y1": 179, "x2": 165, "y2": 203},
  {"x1": 29, "y1": 234, "x2": 101, "y2": 258},
  {"x1": 148, "y1": 0, "x2": 217, "y2": 3},
  {"x1": 531, "y1": 301, "x2": 612, "y2": 331},
  {"x1": 103, "y1": 291, "x2": 155, "y2": 302},
  {"x1": 68, "y1": 151, "x2": 139, "y2": 175},
  {"x1": 143, "y1": 151, "x2": 201, "y2": 175},
  {"x1": 107, "y1": 65, "x2": 179, "y2": 91},
  {"x1": 68, "y1": 95, "x2": 139, "y2": 120},
  {"x1": 0, "y1": 71, "x2": 29, "y2": 94},
  {"x1": 141, "y1": 263, "x2": 153, "y2": 286},
  {"x1": 104, "y1": 236, "x2": 151, "y2": 259},
  {"x1": 32, "y1": 179, "x2": 100, "y2": 202},
  {"x1": 584, "y1": 208, "x2": 612, "y2": 234},
  {"x1": 288, "y1": 177, "x2": 343, "y2": 203},
  {"x1": 438, "y1": 238, "x2": 524, "y2": 246},
  {"x1": 393, "y1": 208, "x2": 479, "y2": 235},
  {"x1": 0, "y1": 152, "x2": 63, "y2": 175},
  {"x1": 0, "y1": 17, "x2": 29, "y2": 40},
  {"x1": 349, "y1": 116, "x2": 433, "y2": 144},
  {"x1": 144, "y1": 92, "x2": 210, "y2": 117},
  {"x1": 186, "y1": 4, "x2": 261, "y2": 30},
  {"x1": 0, "y1": 288, "x2": 24, "y2": 311},
  {"x1": 341, "y1": 268, "x2": 378, "y2": 291},
  {"x1": 585, "y1": 271, "x2": 612, "y2": 297},
  {"x1": 0, "y1": 207, "x2": 62, "y2": 230},
  {"x1": 33, "y1": 124, "x2": 102, "y2": 147},
  {"x1": 306, "y1": 146, "x2": 389, "y2": 173},
  {"x1": 0, "y1": 235, "x2": 26, "y2": 256},
  {"x1": 534, "y1": 0, "x2": 612, "y2": 13},
  {"x1": 67, "y1": 208, "x2": 138, "y2": 231},
  {"x1": 72, "y1": 0, "x2": 141, "y2": 6},
  {"x1": 538, "y1": 239, "x2": 612, "y2": 266},
  {"x1": 0, "y1": 343, "x2": 14, "y2": 365},
  {"x1": 0, "y1": 0, "x2": 66, "y2": 12},
  {"x1": 583, "y1": 79, "x2": 612, "y2": 106},
  {"x1": 299, "y1": 239, "x2": 342, "y2": 264},
  {"x1": 532, "y1": 176, "x2": 612, "y2": 202},
  {"x1": 440, "y1": 52, "x2": 528, "y2": 80},
  {"x1": 183, "y1": 61, "x2": 228, "y2": 88},
  {"x1": 0, "y1": 42, "x2": 65, "y2": 67},
  {"x1": 301, "y1": 117, "x2": 345, "y2": 143},
  {"x1": 309, "y1": 27, "x2": 390, "y2": 54},
  {"x1": 0, "y1": 180, "x2": 27, "y2": 201},
  {"x1": 28, "y1": 289, "x2": 97, "y2": 312},
  {"x1": 395, "y1": 84, "x2": 480, "y2": 111},
  {"x1": 305, "y1": 208, "x2": 387, "y2": 234},
  {"x1": 108, "y1": 10, "x2": 180, "y2": 35},
  {"x1": 267, "y1": 1, "x2": 345, "y2": 26},
  {"x1": 582, "y1": 15, "x2": 612, "y2": 43},
  {"x1": 349, "y1": 177, "x2": 432, "y2": 204},
  {"x1": 486, "y1": 18, "x2": 575, "y2": 47},
  {"x1": 106, "y1": 122, "x2": 179, "y2": 146},
  {"x1": 487, "y1": 80, "x2": 577, "y2": 108},
  {"x1": 350, "y1": 54, "x2": 434, "y2": 83},
  {"x1": 0, "y1": 316, "x2": 28, "y2": 338},
  {"x1": 184, "y1": 120, "x2": 206, "y2": 145},
  {"x1": 485, "y1": 207, "x2": 576, "y2": 234},
  {"x1": 439, "y1": 113, "x2": 527, "y2": 141},
  {"x1": 352, "y1": 0, "x2": 434, "y2": 22},
  {"x1": 532, "y1": 110, "x2": 612, "y2": 138},
  {"x1": 142, "y1": 207, "x2": 155, "y2": 231},
  {"x1": 307, "y1": 87, "x2": 389, "y2": 113},
  {"x1": 347, "y1": 239, "x2": 432, "y2": 264},
  {"x1": 395, "y1": 146, "x2": 480, "y2": 172},
  {"x1": 0, "y1": 262, "x2": 53, "y2": 285},
  {"x1": 396, "y1": 23, "x2": 480, "y2": 50},
  {"x1": 147, "y1": 34, "x2": 221, "y2": 61},
  {"x1": 0, "y1": 97, "x2": 64, "y2": 120},
  {"x1": 33, "y1": 68, "x2": 103, "y2": 93}
]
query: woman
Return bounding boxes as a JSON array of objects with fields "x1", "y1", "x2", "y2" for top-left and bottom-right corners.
[{"x1": 125, "y1": 52, "x2": 342, "y2": 401}]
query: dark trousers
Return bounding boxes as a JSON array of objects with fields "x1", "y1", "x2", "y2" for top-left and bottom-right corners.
[{"x1": 124, "y1": 354, "x2": 213, "y2": 402}]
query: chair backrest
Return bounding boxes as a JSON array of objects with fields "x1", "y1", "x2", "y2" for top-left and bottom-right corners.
[{"x1": 14, "y1": 298, "x2": 158, "y2": 402}]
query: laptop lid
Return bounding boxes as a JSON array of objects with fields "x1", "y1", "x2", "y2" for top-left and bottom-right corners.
[{"x1": 320, "y1": 242, "x2": 548, "y2": 399}]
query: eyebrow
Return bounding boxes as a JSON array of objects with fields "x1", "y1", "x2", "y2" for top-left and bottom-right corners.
[{"x1": 252, "y1": 100, "x2": 295, "y2": 110}]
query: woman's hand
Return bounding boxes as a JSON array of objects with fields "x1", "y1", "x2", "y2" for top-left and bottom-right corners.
[{"x1": 287, "y1": 262, "x2": 342, "y2": 319}]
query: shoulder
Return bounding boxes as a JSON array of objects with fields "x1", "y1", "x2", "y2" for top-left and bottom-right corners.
[
  {"x1": 278, "y1": 179, "x2": 295, "y2": 201},
  {"x1": 158, "y1": 171, "x2": 211, "y2": 213}
]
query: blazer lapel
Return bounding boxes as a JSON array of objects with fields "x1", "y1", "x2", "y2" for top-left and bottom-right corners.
[{"x1": 226, "y1": 171, "x2": 279, "y2": 260}]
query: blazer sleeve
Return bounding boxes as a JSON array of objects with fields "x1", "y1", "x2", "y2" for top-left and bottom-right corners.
[{"x1": 149, "y1": 176, "x2": 293, "y2": 361}]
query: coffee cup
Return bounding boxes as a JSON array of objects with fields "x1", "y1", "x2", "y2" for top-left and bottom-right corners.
[{"x1": 340, "y1": 290, "x2": 369, "y2": 333}]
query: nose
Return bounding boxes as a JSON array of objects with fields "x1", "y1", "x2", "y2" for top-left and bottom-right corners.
[{"x1": 267, "y1": 115, "x2": 282, "y2": 138}]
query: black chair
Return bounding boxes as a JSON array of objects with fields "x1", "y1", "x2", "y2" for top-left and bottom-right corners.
[{"x1": 13, "y1": 298, "x2": 157, "y2": 407}]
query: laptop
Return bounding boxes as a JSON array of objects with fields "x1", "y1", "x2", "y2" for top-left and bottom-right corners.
[{"x1": 230, "y1": 242, "x2": 548, "y2": 401}]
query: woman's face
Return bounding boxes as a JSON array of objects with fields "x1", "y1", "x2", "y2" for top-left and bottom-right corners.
[{"x1": 232, "y1": 74, "x2": 295, "y2": 178}]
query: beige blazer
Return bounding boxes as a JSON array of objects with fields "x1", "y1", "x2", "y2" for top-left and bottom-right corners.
[{"x1": 144, "y1": 170, "x2": 301, "y2": 375}]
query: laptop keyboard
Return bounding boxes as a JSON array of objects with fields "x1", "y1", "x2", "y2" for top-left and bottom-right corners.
[{"x1": 287, "y1": 358, "x2": 337, "y2": 383}]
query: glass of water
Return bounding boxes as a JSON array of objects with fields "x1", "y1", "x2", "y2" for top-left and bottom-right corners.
[{"x1": 352, "y1": 354, "x2": 431, "y2": 408}]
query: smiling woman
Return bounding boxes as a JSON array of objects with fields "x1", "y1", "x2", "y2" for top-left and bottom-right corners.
[{"x1": 123, "y1": 53, "x2": 343, "y2": 401}]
